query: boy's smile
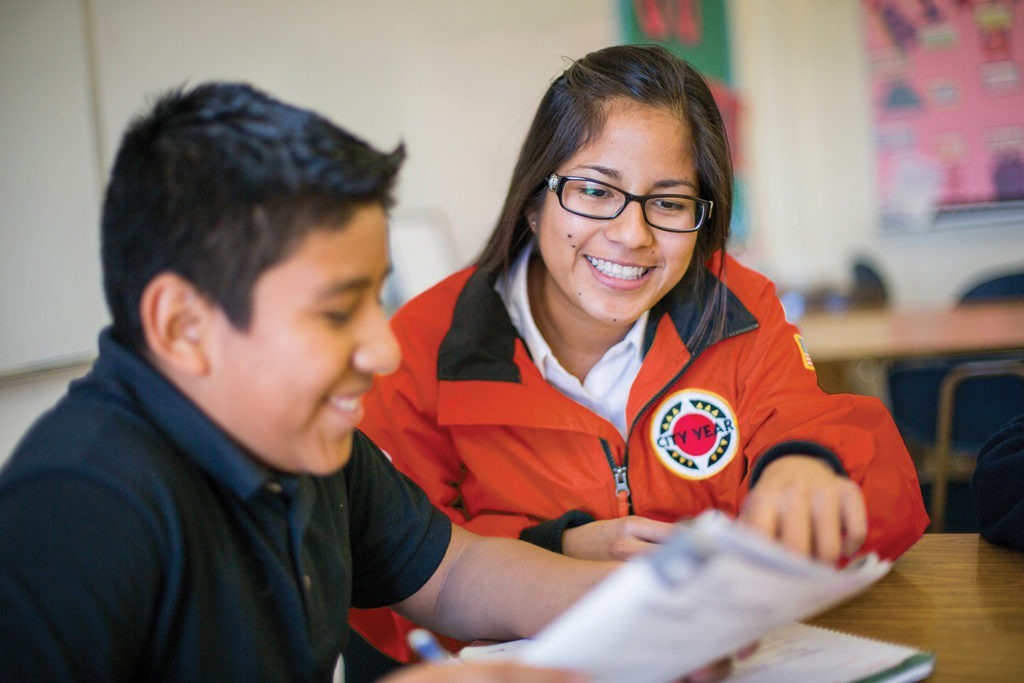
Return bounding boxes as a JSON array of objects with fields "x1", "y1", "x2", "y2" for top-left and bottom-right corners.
[{"x1": 200, "y1": 204, "x2": 399, "y2": 475}]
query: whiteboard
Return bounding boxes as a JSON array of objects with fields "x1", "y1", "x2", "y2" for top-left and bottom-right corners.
[{"x1": 0, "y1": 0, "x2": 107, "y2": 375}]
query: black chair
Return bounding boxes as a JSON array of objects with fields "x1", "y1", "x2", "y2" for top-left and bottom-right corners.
[
  {"x1": 926, "y1": 360, "x2": 1024, "y2": 532},
  {"x1": 886, "y1": 269, "x2": 1024, "y2": 532},
  {"x1": 959, "y1": 271, "x2": 1024, "y2": 303},
  {"x1": 849, "y1": 259, "x2": 888, "y2": 308}
]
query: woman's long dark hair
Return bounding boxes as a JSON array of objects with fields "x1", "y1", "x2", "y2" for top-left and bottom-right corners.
[{"x1": 476, "y1": 43, "x2": 733, "y2": 350}]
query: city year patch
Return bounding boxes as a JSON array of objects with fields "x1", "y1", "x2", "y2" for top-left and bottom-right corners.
[{"x1": 650, "y1": 389, "x2": 739, "y2": 480}]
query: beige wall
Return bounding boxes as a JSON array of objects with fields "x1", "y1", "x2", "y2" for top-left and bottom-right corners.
[{"x1": 87, "y1": 0, "x2": 619, "y2": 263}]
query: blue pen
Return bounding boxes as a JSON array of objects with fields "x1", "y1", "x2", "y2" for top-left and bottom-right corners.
[{"x1": 407, "y1": 628, "x2": 455, "y2": 663}]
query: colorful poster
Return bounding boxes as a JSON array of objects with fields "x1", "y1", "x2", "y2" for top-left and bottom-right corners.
[
  {"x1": 620, "y1": 0, "x2": 732, "y2": 82},
  {"x1": 862, "y1": 0, "x2": 1024, "y2": 227}
]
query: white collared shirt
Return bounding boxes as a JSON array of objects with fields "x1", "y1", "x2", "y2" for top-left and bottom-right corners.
[{"x1": 496, "y1": 242, "x2": 648, "y2": 439}]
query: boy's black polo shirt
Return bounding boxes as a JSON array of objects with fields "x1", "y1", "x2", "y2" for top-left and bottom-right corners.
[{"x1": 0, "y1": 330, "x2": 452, "y2": 681}]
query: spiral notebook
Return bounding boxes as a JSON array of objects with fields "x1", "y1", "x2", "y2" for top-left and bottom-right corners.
[
  {"x1": 729, "y1": 622, "x2": 934, "y2": 683},
  {"x1": 462, "y1": 623, "x2": 935, "y2": 683}
]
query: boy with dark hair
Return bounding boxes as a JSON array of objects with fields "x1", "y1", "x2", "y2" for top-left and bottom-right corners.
[{"x1": 0, "y1": 82, "x2": 606, "y2": 682}]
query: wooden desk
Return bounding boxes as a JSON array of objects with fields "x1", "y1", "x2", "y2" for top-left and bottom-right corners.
[
  {"x1": 799, "y1": 302, "x2": 1024, "y2": 364},
  {"x1": 796, "y1": 301, "x2": 1024, "y2": 394},
  {"x1": 809, "y1": 534, "x2": 1024, "y2": 682}
]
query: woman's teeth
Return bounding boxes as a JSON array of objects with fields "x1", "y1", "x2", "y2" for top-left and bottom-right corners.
[
  {"x1": 586, "y1": 256, "x2": 649, "y2": 280},
  {"x1": 330, "y1": 396, "x2": 361, "y2": 412}
]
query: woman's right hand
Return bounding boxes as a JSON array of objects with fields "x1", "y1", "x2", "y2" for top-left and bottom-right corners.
[{"x1": 561, "y1": 516, "x2": 677, "y2": 561}]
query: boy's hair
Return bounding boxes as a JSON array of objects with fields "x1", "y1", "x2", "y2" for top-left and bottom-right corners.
[{"x1": 101, "y1": 82, "x2": 405, "y2": 353}]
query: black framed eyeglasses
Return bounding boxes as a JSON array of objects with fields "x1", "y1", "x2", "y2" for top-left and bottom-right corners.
[{"x1": 546, "y1": 173, "x2": 713, "y2": 234}]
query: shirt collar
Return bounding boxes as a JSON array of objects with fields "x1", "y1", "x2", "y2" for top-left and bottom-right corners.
[
  {"x1": 497, "y1": 241, "x2": 648, "y2": 381},
  {"x1": 95, "y1": 329, "x2": 293, "y2": 502}
]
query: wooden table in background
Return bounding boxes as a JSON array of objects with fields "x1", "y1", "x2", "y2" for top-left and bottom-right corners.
[
  {"x1": 809, "y1": 534, "x2": 1024, "y2": 682},
  {"x1": 796, "y1": 301, "x2": 1024, "y2": 394}
]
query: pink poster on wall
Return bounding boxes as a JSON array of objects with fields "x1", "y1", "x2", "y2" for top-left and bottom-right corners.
[{"x1": 862, "y1": 0, "x2": 1024, "y2": 228}]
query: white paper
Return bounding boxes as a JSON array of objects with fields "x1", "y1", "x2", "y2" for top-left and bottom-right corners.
[
  {"x1": 507, "y1": 511, "x2": 891, "y2": 683},
  {"x1": 729, "y1": 622, "x2": 933, "y2": 683}
]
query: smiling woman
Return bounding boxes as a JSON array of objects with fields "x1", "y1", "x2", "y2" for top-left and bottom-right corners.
[
  {"x1": 525, "y1": 99, "x2": 700, "y2": 381},
  {"x1": 345, "y1": 44, "x2": 929, "y2": 676}
]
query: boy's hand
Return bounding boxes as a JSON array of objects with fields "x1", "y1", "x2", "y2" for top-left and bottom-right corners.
[
  {"x1": 381, "y1": 646, "x2": 758, "y2": 683},
  {"x1": 380, "y1": 662, "x2": 588, "y2": 682}
]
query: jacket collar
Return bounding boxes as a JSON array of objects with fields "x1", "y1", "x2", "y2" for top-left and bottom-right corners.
[
  {"x1": 438, "y1": 268, "x2": 521, "y2": 382},
  {"x1": 437, "y1": 264, "x2": 758, "y2": 383},
  {"x1": 642, "y1": 268, "x2": 760, "y2": 359}
]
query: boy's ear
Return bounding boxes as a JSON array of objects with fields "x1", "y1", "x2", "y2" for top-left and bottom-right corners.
[{"x1": 139, "y1": 272, "x2": 213, "y2": 376}]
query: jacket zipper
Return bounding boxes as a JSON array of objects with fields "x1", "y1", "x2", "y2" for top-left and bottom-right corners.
[
  {"x1": 594, "y1": 312, "x2": 760, "y2": 520},
  {"x1": 604, "y1": 357, "x2": 698, "y2": 520},
  {"x1": 601, "y1": 439, "x2": 632, "y2": 517},
  {"x1": 610, "y1": 320, "x2": 759, "y2": 519}
]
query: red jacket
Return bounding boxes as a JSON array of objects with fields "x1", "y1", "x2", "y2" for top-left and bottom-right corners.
[{"x1": 349, "y1": 253, "x2": 928, "y2": 661}]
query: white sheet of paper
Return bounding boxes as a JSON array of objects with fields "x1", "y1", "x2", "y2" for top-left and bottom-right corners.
[{"x1": 511, "y1": 511, "x2": 891, "y2": 683}]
